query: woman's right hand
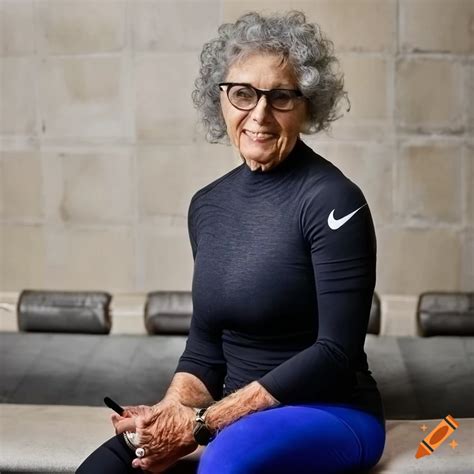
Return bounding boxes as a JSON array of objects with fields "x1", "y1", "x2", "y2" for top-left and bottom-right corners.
[{"x1": 111, "y1": 404, "x2": 153, "y2": 434}]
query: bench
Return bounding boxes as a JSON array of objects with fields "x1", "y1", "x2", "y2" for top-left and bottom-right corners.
[
  {"x1": 1, "y1": 333, "x2": 473, "y2": 472},
  {"x1": 1, "y1": 404, "x2": 473, "y2": 473},
  {"x1": 1, "y1": 290, "x2": 473, "y2": 472}
]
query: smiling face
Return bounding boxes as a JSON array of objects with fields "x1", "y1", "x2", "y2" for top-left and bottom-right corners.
[{"x1": 220, "y1": 53, "x2": 308, "y2": 172}]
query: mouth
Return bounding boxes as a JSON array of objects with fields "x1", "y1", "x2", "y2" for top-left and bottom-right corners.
[{"x1": 243, "y1": 130, "x2": 277, "y2": 142}]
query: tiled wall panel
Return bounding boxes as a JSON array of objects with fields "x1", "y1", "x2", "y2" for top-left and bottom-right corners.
[{"x1": 1, "y1": 0, "x2": 471, "y2": 296}]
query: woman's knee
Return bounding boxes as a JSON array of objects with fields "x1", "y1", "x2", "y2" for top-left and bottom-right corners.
[{"x1": 76, "y1": 435, "x2": 136, "y2": 473}]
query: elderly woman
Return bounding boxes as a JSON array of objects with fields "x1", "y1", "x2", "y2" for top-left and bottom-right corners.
[{"x1": 78, "y1": 11, "x2": 385, "y2": 474}]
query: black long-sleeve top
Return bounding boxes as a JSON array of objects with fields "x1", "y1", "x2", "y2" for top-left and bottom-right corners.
[{"x1": 175, "y1": 139, "x2": 384, "y2": 421}]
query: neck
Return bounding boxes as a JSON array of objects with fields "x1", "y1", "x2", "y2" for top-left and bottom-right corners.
[
  {"x1": 239, "y1": 139, "x2": 302, "y2": 173},
  {"x1": 243, "y1": 157, "x2": 282, "y2": 172}
]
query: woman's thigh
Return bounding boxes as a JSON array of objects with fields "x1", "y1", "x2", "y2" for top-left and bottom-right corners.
[
  {"x1": 198, "y1": 404, "x2": 385, "y2": 474},
  {"x1": 76, "y1": 434, "x2": 136, "y2": 473}
]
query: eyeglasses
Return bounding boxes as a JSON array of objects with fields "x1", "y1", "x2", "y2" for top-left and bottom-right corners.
[{"x1": 218, "y1": 82, "x2": 304, "y2": 111}]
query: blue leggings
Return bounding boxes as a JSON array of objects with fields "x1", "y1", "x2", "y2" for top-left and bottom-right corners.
[
  {"x1": 77, "y1": 404, "x2": 385, "y2": 473},
  {"x1": 199, "y1": 404, "x2": 385, "y2": 474}
]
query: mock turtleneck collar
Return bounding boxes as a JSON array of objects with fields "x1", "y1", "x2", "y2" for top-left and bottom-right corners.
[{"x1": 240, "y1": 139, "x2": 306, "y2": 182}]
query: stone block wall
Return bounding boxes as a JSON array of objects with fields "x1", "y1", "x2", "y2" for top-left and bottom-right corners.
[{"x1": 1, "y1": 0, "x2": 472, "y2": 296}]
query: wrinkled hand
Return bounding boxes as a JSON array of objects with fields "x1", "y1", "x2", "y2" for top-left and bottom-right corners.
[
  {"x1": 111, "y1": 404, "x2": 153, "y2": 435},
  {"x1": 131, "y1": 399, "x2": 198, "y2": 472}
]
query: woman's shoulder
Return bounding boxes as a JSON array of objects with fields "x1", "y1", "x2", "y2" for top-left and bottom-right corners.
[
  {"x1": 298, "y1": 141, "x2": 365, "y2": 202},
  {"x1": 190, "y1": 163, "x2": 243, "y2": 206}
]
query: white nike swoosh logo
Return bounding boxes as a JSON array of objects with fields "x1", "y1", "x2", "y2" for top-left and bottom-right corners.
[{"x1": 328, "y1": 204, "x2": 367, "y2": 230}]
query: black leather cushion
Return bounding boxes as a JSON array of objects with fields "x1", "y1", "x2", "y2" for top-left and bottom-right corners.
[
  {"x1": 17, "y1": 290, "x2": 112, "y2": 334},
  {"x1": 145, "y1": 291, "x2": 192, "y2": 335},
  {"x1": 367, "y1": 292, "x2": 381, "y2": 335},
  {"x1": 145, "y1": 291, "x2": 381, "y2": 336},
  {"x1": 417, "y1": 292, "x2": 474, "y2": 337}
]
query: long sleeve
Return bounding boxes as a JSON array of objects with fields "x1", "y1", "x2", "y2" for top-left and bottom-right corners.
[
  {"x1": 174, "y1": 196, "x2": 227, "y2": 401},
  {"x1": 175, "y1": 316, "x2": 227, "y2": 401},
  {"x1": 258, "y1": 179, "x2": 376, "y2": 404},
  {"x1": 173, "y1": 140, "x2": 381, "y2": 415}
]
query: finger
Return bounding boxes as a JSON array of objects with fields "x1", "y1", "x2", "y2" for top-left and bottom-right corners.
[
  {"x1": 125, "y1": 405, "x2": 149, "y2": 418},
  {"x1": 138, "y1": 407, "x2": 160, "y2": 426},
  {"x1": 135, "y1": 423, "x2": 160, "y2": 448},
  {"x1": 111, "y1": 414, "x2": 126, "y2": 433},
  {"x1": 135, "y1": 428, "x2": 152, "y2": 446},
  {"x1": 132, "y1": 454, "x2": 170, "y2": 472},
  {"x1": 135, "y1": 414, "x2": 157, "y2": 431},
  {"x1": 115, "y1": 418, "x2": 136, "y2": 434},
  {"x1": 111, "y1": 413, "x2": 126, "y2": 425}
]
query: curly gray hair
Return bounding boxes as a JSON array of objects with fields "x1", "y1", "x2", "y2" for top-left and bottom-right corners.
[{"x1": 192, "y1": 11, "x2": 348, "y2": 143}]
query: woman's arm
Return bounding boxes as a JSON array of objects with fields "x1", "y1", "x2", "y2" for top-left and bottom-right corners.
[
  {"x1": 163, "y1": 373, "x2": 279, "y2": 434},
  {"x1": 204, "y1": 380, "x2": 279, "y2": 433},
  {"x1": 130, "y1": 379, "x2": 278, "y2": 472},
  {"x1": 258, "y1": 182, "x2": 377, "y2": 405},
  {"x1": 163, "y1": 372, "x2": 216, "y2": 407}
]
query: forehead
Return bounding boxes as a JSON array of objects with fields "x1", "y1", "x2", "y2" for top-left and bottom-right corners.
[{"x1": 225, "y1": 53, "x2": 297, "y2": 88}]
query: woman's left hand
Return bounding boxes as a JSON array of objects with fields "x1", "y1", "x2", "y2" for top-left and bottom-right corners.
[{"x1": 131, "y1": 399, "x2": 198, "y2": 472}]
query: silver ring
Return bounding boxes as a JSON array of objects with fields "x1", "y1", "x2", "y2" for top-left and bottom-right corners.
[{"x1": 135, "y1": 447, "x2": 145, "y2": 458}]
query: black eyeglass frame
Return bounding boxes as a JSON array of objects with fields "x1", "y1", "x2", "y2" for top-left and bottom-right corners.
[{"x1": 218, "y1": 82, "x2": 304, "y2": 111}]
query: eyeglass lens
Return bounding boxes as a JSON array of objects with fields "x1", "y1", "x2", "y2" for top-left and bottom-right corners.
[{"x1": 227, "y1": 85, "x2": 299, "y2": 111}]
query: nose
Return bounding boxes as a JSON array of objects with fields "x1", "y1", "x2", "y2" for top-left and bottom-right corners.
[{"x1": 250, "y1": 95, "x2": 272, "y2": 124}]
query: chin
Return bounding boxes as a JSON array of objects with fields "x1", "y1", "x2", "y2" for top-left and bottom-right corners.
[{"x1": 241, "y1": 145, "x2": 278, "y2": 163}]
